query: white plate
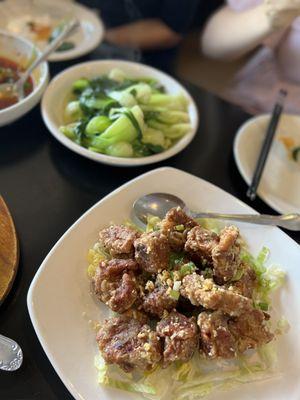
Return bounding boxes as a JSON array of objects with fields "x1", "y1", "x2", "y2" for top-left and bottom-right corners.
[
  {"x1": 0, "y1": 0, "x2": 104, "y2": 62},
  {"x1": 41, "y1": 60, "x2": 199, "y2": 166},
  {"x1": 27, "y1": 167, "x2": 300, "y2": 400},
  {"x1": 234, "y1": 114, "x2": 300, "y2": 214}
]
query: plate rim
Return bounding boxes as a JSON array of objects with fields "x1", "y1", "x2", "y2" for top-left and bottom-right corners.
[
  {"x1": 27, "y1": 166, "x2": 300, "y2": 400},
  {"x1": 233, "y1": 113, "x2": 300, "y2": 214}
]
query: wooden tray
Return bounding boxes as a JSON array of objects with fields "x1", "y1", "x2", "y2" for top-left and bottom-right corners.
[{"x1": 0, "y1": 196, "x2": 19, "y2": 304}]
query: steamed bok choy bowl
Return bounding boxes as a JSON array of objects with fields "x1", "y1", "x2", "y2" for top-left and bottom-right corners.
[{"x1": 59, "y1": 68, "x2": 192, "y2": 158}]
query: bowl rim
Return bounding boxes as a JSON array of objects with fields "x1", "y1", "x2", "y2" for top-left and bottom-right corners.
[
  {"x1": 0, "y1": 29, "x2": 49, "y2": 115},
  {"x1": 41, "y1": 59, "x2": 199, "y2": 166}
]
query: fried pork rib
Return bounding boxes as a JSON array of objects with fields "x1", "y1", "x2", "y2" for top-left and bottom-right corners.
[
  {"x1": 160, "y1": 207, "x2": 198, "y2": 252},
  {"x1": 97, "y1": 312, "x2": 162, "y2": 372},
  {"x1": 156, "y1": 310, "x2": 198, "y2": 366},
  {"x1": 93, "y1": 259, "x2": 139, "y2": 313},
  {"x1": 198, "y1": 311, "x2": 236, "y2": 359},
  {"x1": 134, "y1": 231, "x2": 170, "y2": 274},
  {"x1": 185, "y1": 225, "x2": 219, "y2": 265},
  {"x1": 227, "y1": 263, "x2": 257, "y2": 298},
  {"x1": 228, "y1": 309, "x2": 274, "y2": 353},
  {"x1": 198, "y1": 309, "x2": 274, "y2": 359},
  {"x1": 185, "y1": 224, "x2": 242, "y2": 283},
  {"x1": 99, "y1": 225, "x2": 140, "y2": 257},
  {"x1": 212, "y1": 226, "x2": 240, "y2": 283},
  {"x1": 180, "y1": 273, "x2": 252, "y2": 316}
]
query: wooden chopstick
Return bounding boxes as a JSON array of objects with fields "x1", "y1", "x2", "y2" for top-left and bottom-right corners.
[{"x1": 247, "y1": 89, "x2": 287, "y2": 201}]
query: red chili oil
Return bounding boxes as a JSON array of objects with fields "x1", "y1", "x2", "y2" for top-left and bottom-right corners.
[{"x1": 0, "y1": 56, "x2": 34, "y2": 110}]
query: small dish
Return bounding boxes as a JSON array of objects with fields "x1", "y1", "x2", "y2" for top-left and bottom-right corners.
[
  {"x1": 27, "y1": 167, "x2": 300, "y2": 400},
  {"x1": 0, "y1": 30, "x2": 48, "y2": 127},
  {"x1": 0, "y1": 0, "x2": 104, "y2": 62},
  {"x1": 41, "y1": 60, "x2": 199, "y2": 166},
  {"x1": 234, "y1": 114, "x2": 300, "y2": 214}
]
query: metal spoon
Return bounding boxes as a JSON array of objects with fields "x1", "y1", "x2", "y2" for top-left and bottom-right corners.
[
  {"x1": 0, "y1": 334, "x2": 23, "y2": 371},
  {"x1": 133, "y1": 193, "x2": 300, "y2": 231},
  {"x1": 0, "y1": 19, "x2": 79, "y2": 100}
]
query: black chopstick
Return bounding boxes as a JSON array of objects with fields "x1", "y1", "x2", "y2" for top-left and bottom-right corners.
[{"x1": 247, "y1": 89, "x2": 287, "y2": 201}]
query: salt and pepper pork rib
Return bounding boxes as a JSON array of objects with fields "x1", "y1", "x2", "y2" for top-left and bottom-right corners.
[
  {"x1": 96, "y1": 311, "x2": 162, "y2": 372},
  {"x1": 93, "y1": 207, "x2": 275, "y2": 372},
  {"x1": 156, "y1": 310, "x2": 198, "y2": 367}
]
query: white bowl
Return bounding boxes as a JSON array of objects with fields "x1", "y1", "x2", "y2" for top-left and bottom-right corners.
[
  {"x1": 41, "y1": 60, "x2": 199, "y2": 166},
  {"x1": 27, "y1": 167, "x2": 300, "y2": 400},
  {"x1": 0, "y1": 31, "x2": 49, "y2": 127}
]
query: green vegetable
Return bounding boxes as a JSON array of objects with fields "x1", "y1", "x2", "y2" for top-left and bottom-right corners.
[
  {"x1": 175, "y1": 224, "x2": 185, "y2": 231},
  {"x1": 292, "y1": 146, "x2": 300, "y2": 161},
  {"x1": 59, "y1": 123, "x2": 77, "y2": 140},
  {"x1": 147, "y1": 93, "x2": 188, "y2": 111},
  {"x1": 146, "y1": 215, "x2": 161, "y2": 232},
  {"x1": 169, "y1": 252, "x2": 185, "y2": 269},
  {"x1": 258, "y1": 302, "x2": 269, "y2": 311},
  {"x1": 90, "y1": 105, "x2": 144, "y2": 151},
  {"x1": 60, "y1": 69, "x2": 191, "y2": 158},
  {"x1": 72, "y1": 78, "x2": 89, "y2": 93},
  {"x1": 64, "y1": 101, "x2": 83, "y2": 122},
  {"x1": 169, "y1": 289, "x2": 180, "y2": 300},
  {"x1": 106, "y1": 142, "x2": 133, "y2": 157},
  {"x1": 108, "y1": 68, "x2": 126, "y2": 82},
  {"x1": 56, "y1": 41, "x2": 75, "y2": 52},
  {"x1": 142, "y1": 126, "x2": 165, "y2": 148},
  {"x1": 85, "y1": 116, "x2": 112, "y2": 135},
  {"x1": 180, "y1": 262, "x2": 197, "y2": 276}
]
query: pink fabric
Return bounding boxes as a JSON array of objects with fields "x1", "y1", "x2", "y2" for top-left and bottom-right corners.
[
  {"x1": 227, "y1": 0, "x2": 262, "y2": 12},
  {"x1": 222, "y1": 2, "x2": 300, "y2": 113},
  {"x1": 276, "y1": 22, "x2": 300, "y2": 83},
  {"x1": 223, "y1": 47, "x2": 300, "y2": 114}
]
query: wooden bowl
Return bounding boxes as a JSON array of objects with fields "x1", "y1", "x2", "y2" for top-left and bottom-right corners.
[{"x1": 0, "y1": 196, "x2": 19, "y2": 304}]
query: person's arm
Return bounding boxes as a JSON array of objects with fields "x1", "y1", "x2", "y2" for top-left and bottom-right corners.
[
  {"x1": 105, "y1": 19, "x2": 182, "y2": 50},
  {"x1": 201, "y1": 2, "x2": 300, "y2": 61}
]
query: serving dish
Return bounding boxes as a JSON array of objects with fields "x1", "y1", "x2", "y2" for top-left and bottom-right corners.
[
  {"x1": 41, "y1": 60, "x2": 199, "y2": 166},
  {"x1": 27, "y1": 167, "x2": 300, "y2": 400},
  {"x1": 0, "y1": 30, "x2": 48, "y2": 127},
  {"x1": 0, "y1": 0, "x2": 104, "y2": 62},
  {"x1": 234, "y1": 114, "x2": 300, "y2": 214}
]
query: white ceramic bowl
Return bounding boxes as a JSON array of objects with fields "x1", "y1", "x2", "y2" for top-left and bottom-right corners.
[
  {"x1": 0, "y1": 31, "x2": 49, "y2": 127},
  {"x1": 41, "y1": 60, "x2": 199, "y2": 166}
]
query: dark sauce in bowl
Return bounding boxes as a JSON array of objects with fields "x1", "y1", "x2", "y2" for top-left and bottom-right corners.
[{"x1": 0, "y1": 56, "x2": 34, "y2": 110}]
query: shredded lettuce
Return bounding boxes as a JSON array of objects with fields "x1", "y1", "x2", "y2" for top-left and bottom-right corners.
[
  {"x1": 146, "y1": 215, "x2": 161, "y2": 232},
  {"x1": 86, "y1": 246, "x2": 107, "y2": 278},
  {"x1": 95, "y1": 355, "x2": 156, "y2": 395},
  {"x1": 241, "y1": 247, "x2": 286, "y2": 308}
]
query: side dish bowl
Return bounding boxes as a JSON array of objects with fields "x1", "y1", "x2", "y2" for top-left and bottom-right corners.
[
  {"x1": 0, "y1": 30, "x2": 49, "y2": 127},
  {"x1": 41, "y1": 60, "x2": 199, "y2": 166}
]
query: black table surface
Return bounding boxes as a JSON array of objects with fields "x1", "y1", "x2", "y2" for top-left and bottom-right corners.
[{"x1": 0, "y1": 55, "x2": 299, "y2": 400}]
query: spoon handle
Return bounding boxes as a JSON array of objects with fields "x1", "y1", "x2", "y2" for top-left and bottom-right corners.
[
  {"x1": 189, "y1": 212, "x2": 300, "y2": 231},
  {"x1": 0, "y1": 334, "x2": 23, "y2": 371},
  {"x1": 19, "y1": 19, "x2": 79, "y2": 85}
]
